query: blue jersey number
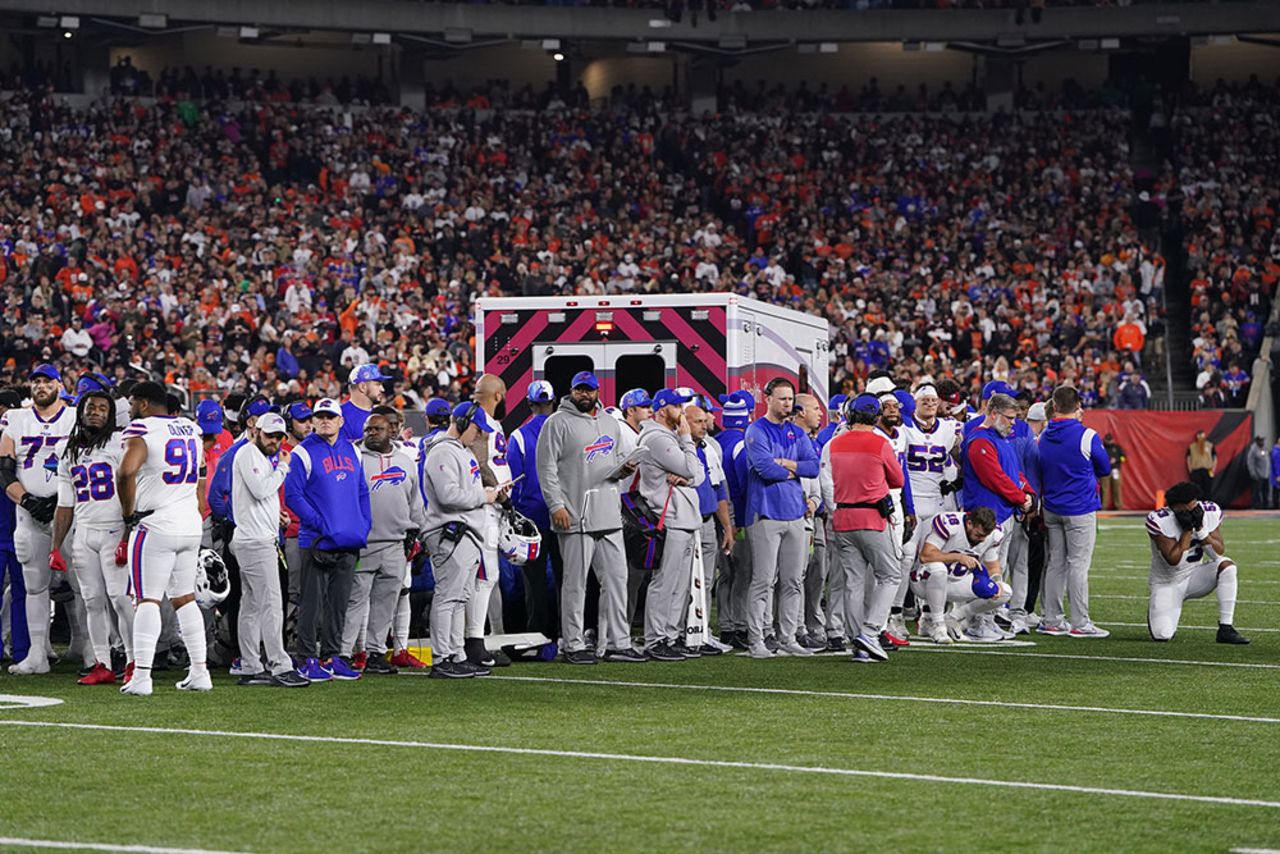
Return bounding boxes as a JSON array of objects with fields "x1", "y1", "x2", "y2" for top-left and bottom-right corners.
[
  {"x1": 907, "y1": 444, "x2": 947, "y2": 474},
  {"x1": 162, "y1": 438, "x2": 200, "y2": 484},
  {"x1": 71, "y1": 462, "x2": 116, "y2": 502}
]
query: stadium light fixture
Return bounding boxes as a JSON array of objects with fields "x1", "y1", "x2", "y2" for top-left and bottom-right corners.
[
  {"x1": 138, "y1": 13, "x2": 167, "y2": 29},
  {"x1": 819, "y1": 42, "x2": 838, "y2": 54},
  {"x1": 541, "y1": 38, "x2": 560, "y2": 50},
  {"x1": 36, "y1": 15, "x2": 57, "y2": 27},
  {"x1": 648, "y1": 18, "x2": 673, "y2": 28},
  {"x1": 552, "y1": 51, "x2": 565, "y2": 62},
  {"x1": 351, "y1": 32, "x2": 372, "y2": 44},
  {"x1": 444, "y1": 27, "x2": 471, "y2": 44},
  {"x1": 647, "y1": 41, "x2": 666, "y2": 53},
  {"x1": 62, "y1": 30, "x2": 72, "y2": 39},
  {"x1": 240, "y1": 25, "x2": 259, "y2": 39},
  {"x1": 59, "y1": 15, "x2": 79, "y2": 29},
  {"x1": 1100, "y1": 37, "x2": 1120, "y2": 49},
  {"x1": 372, "y1": 32, "x2": 392, "y2": 45}
]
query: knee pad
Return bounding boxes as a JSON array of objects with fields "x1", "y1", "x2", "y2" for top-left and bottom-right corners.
[{"x1": 21, "y1": 567, "x2": 50, "y2": 596}]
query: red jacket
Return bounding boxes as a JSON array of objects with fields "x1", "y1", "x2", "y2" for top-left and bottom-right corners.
[{"x1": 826, "y1": 428, "x2": 904, "y2": 533}]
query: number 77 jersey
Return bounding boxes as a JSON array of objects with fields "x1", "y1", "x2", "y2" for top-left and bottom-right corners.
[
  {"x1": 903, "y1": 417, "x2": 961, "y2": 518},
  {"x1": 122, "y1": 415, "x2": 203, "y2": 535}
]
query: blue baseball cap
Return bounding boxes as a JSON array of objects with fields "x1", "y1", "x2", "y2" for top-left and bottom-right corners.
[
  {"x1": 350, "y1": 363, "x2": 392, "y2": 384},
  {"x1": 571, "y1": 371, "x2": 599, "y2": 390},
  {"x1": 893, "y1": 389, "x2": 916, "y2": 419},
  {"x1": 828, "y1": 393, "x2": 847, "y2": 413},
  {"x1": 425, "y1": 398, "x2": 452, "y2": 417},
  {"x1": 30, "y1": 363, "x2": 61, "y2": 382},
  {"x1": 848, "y1": 394, "x2": 881, "y2": 418},
  {"x1": 286, "y1": 402, "x2": 313, "y2": 422},
  {"x1": 453, "y1": 401, "x2": 494, "y2": 433},
  {"x1": 75, "y1": 372, "x2": 113, "y2": 397},
  {"x1": 971, "y1": 566, "x2": 1000, "y2": 600},
  {"x1": 698, "y1": 395, "x2": 721, "y2": 413},
  {"x1": 981, "y1": 380, "x2": 1016, "y2": 401},
  {"x1": 653, "y1": 388, "x2": 696, "y2": 410},
  {"x1": 619, "y1": 388, "x2": 653, "y2": 410},
  {"x1": 244, "y1": 398, "x2": 271, "y2": 419},
  {"x1": 195, "y1": 400, "x2": 224, "y2": 436},
  {"x1": 526, "y1": 381, "x2": 555, "y2": 403}
]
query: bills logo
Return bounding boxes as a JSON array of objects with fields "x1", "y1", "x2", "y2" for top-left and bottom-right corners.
[
  {"x1": 370, "y1": 466, "x2": 407, "y2": 492},
  {"x1": 469, "y1": 459, "x2": 481, "y2": 481},
  {"x1": 584, "y1": 434, "x2": 614, "y2": 463}
]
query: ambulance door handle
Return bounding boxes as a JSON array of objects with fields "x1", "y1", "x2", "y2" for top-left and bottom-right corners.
[{"x1": 545, "y1": 346, "x2": 554, "y2": 354}]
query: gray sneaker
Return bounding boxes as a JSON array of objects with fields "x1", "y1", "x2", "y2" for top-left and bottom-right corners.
[
  {"x1": 748, "y1": 643, "x2": 776, "y2": 659},
  {"x1": 776, "y1": 642, "x2": 814, "y2": 657}
]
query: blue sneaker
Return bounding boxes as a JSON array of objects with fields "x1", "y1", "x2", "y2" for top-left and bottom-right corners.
[
  {"x1": 298, "y1": 657, "x2": 332, "y2": 682},
  {"x1": 228, "y1": 657, "x2": 244, "y2": 677},
  {"x1": 324, "y1": 656, "x2": 362, "y2": 681}
]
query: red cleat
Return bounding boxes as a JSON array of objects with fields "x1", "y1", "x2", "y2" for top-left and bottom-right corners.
[
  {"x1": 78, "y1": 662, "x2": 117, "y2": 686},
  {"x1": 880, "y1": 630, "x2": 911, "y2": 648},
  {"x1": 122, "y1": 662, "x2": 135, "y2": 685},
  {"x1": 389, "y1": 649, "x2": 429, "y2": 670},
  {"x1": 351, "y1": 651, "x2": 367, "y2": 671}
]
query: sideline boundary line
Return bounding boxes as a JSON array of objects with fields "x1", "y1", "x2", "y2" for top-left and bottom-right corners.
[
  {"x1": 0, "y1": 719, "x2": 1277, "y2": 811},
  {"x1": 1098, "y1": 621, "x2": 1280, "y2": 634},
  {"x1": 899, "y1": 647, "x2": 1280, "y2": 669},
  {"x1": 472, "y1": 674, "x2": 1280, "y2": 724},
  {"x1": 0, "y1": 837, "x2": 247, "y2": 854}
]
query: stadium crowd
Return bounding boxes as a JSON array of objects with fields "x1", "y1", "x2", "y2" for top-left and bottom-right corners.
[{"x1": 0, "y1": 364, "x2": 1253, "y2": 689}]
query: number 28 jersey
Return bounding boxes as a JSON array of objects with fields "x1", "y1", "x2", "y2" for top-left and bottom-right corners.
[
  {"x1": 122, "y1": 416, "x2": 204, "y2": 535},
  {"x1": 57, "y1": 437, "x2": 126, "y2": 530}
]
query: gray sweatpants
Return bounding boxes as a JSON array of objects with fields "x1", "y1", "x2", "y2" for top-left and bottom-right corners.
[
  {"x1": 284, "y1": 536, "x2": 302, "y2": 606},
  {"x1": 718, "y1": 534, "x2": 752, "y2": 633},
  {"x1": 426, "y1": 530, "x2": 479, "y2": 662},
  {"x1": 645, "y1": 527, "x2": 695, "y2": 648},
  {"x1": 342, "y1": 543, "x2": 404, "y2": 657},
  {"x1": 830, "y1": 527, "x2": 900, "y2": 637},
  {"x1": 231, "y1": 538, "x2": 291, "y2": 675},
  {"x1": 746, "y1": 518, "x2": 807, "y2": 647},
  {"x1": 803, "y1": 516, "x2": 827, "y2": 637},
  {"x1": 1043, "y1": 510, "x2": 1097, "y2": 630},
  {"x1": 1006, "y1": 520, "x2": 1030, "y2": 615},
  {"x1": 822, "y1": 518, "x2": 846, "y2": 638},
  {"x1": 698, "y1": 518, "x2": 718, "y2": 634},
  {"x1": 559, "y1": 529, "x2": 628, "y2": 653}
]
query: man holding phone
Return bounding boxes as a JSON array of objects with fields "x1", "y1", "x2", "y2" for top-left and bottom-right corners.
[{"x1": 536, "y1": 372, "x2": 643, "y2": 664}]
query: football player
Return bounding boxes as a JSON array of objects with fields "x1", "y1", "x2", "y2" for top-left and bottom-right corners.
[
  {"x1": 51, "y1": 389, "x2": 134, "y2": 685},
  {"x1": 1145, "y1": 482, "x2": 1249, "y2": 644},
  {"x1": 912, "y1": 507, "x2": 1011, "y2": 644},
  {"x1": 0, "y1": 364, "x2": 76, "y2": 674},
  {"x1": 116, "y1": 381, "x2": 211, "y2": 696}
]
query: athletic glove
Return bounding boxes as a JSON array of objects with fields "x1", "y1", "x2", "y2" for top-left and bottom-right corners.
[
  {"x1": 404, "y1": 528, "x2": 422, "y2": 561},
  {"x1": 115, "y1": 535, "x2": 129, "y2": 567},
  {"x1": 49, "y1": 548, "x2": 67, "y2": 573},
  {"x1": 20, "y1": 493, "x2": 56, "y2": 523}
]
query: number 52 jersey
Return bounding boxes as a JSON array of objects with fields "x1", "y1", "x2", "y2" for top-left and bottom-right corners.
[{"x1": 122, "y1": 416, "x2": 204, "y2": 535}]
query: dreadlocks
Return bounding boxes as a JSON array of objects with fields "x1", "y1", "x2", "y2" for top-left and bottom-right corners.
[{"x1": 65, "y1": 391, "x2": 118, "y2": 464}]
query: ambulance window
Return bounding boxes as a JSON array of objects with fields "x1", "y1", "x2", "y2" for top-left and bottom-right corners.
[
  {"x1": 797, "y1": 363, "x2": 809, "y2": 394},
  {"x1": 614, "y1": 355, "x2": 666, "y2": 403},
  {"x1": 544, "y1": 355, "x2": 595, "y2": 402}
]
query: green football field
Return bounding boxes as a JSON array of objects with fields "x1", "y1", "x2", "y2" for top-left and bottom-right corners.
[{"x1": 1, "y1": 517, "x2": 1278, "y2": 854}]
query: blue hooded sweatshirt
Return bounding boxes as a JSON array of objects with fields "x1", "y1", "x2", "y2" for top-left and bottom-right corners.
[
  {"x1": 283, "y1": 432, "x2": 371, "y2": 550},
  {"x1": 507, "y1": 414, "x2": 550, "y2": 531},
  {"x1": 1038, "y1": 417, "x2": 1110, "y2": 516},
  {"x1": 715, "y1": 427, "x2": 749, "y2": 528},
  {"x1": 208, "y1": 436, "x2": 248, "y2": 522}
]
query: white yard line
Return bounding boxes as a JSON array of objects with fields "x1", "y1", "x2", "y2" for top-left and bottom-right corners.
[
  {"x1": 900, "y1": 646, "x2": 1280, "y2": 669},
  {"x1": 0, "y1": 719, "x2": 1276, "y2": 811},
  {"x1": 476, "y1": 675, "x2": 1280, "y2": 723},
  {"x1": 1093, "y1": 594, "x2": 1280, "y2": 605},
  {"x1": 1098, "y1": 621, "x2": 1280, "y2": 634},
  {"x1": 1090, "y1": 574, "x2": 1280, "y2": 585},
  {"x1": 0, "y1": 838, "x2": 247, "y2": 854},
  {"x1": 0, "y1": 694, "x2": 63, "y2": 710}
]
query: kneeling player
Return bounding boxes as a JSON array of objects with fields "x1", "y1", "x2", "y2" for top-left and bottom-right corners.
[
  {"x1": 911, "y1": 507, "x2": 1011, "y2": 644},
  {"x1": 1145, "y1": 482, "x2": 1249, "y2": 645}
]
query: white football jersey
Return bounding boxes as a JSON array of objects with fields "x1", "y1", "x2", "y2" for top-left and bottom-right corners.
[
  {"x1": 57, "y1": 436, "x2": 126, "y2": 530},
  {"x1": 874, "y1": 425, "x2": 909, "y2": 520},
  {"x1": 488, "y1": 423, "x2": 512, "y2": 486},
  {"x1": 121, "y1": 416, "x2": 203, "y2": 536},
  {"x1": 1, "y1": 405, "x2": 76, "y2": 497},
  {"x1": 1145, "y1": 501, "x2": 1224, "y2": 580},
  {"x1": 903, "y1": 416, "x2": 961, "y2": 517},
  {"x1": 922, "y1": 512, "x2": 1003, "y2": 573}
]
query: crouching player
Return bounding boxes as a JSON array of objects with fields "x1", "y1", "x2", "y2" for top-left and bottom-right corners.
[
  {"x1": 911, "y1": 507, "x2": 1011, "y2": 644},
  {"x1": 1145, "y1": 482, "x2": 1249, "y2": 645}
]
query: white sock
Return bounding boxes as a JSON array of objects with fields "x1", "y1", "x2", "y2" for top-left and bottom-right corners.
[
  {"x1": 393, "y1": 589, "x2": 411, "y2": 652},
  {"x1": 87, "y1": 603, "x2": 113, "y2": 665},
  {"x1": 175, "y1": 601, "x2": 208, "y2": 672},
  {"x1": 111, "y1": 595, "x2": 135, "y2": 659},
  {"x1": 25, "y1": 590, "x2": 50, "y2": 663},
  {"x1": 1217, "y1": 564, "x2": 1238, "y2": 625},
  {"x1": 132, "y1": 601, "x2": 161, "y2": 674}
]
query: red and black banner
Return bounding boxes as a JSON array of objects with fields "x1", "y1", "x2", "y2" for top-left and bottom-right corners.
[{"x1": 1083, "y1": 410, "x2": 1255, "y2": 510}]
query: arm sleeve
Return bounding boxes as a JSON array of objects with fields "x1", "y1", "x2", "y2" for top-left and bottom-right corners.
[
  {"x1": 56, "y1": 458, "x2": 74, "y2": 508},
  {"x1": 967, "y1": 437, "x2": 1026, "y2": 505},
  {"x1": 1090, "y1": 434, "x2": 1111, "y2": 479},
  {"x1": 746, "y1": 426, "x2": 792, "y2": 483},
  {"x1": 535, "y1": 420, "x2": 565, "y2": 513},
  {"x1": 507, "y1": 429, "x2": 527, "y2": 504},
  {"x1": 428, "y1": 451, "x2": 486, "y2": 511},
  {"x1": 653, "y1": 433, "x2": 702, "y2": 482},
  {"x1": 235, "y1": 447, "x2": 288, "y2": 500},
  {"x1": 794, "y1": 432, "x2": 819, "y2": 479},
  {"x1": 283, "y1": 449, "x2": 324, "y2": 533},
  {"x1": 819, "y1": 443, "x2": 835, "y2": 511},
  {"x1": 882, "y1": 440, "x2": 905, "y2": 490},
  {"x1": 207, "y1": 450, "x2": 234, "y2": 518},
  {"x1": 899, "y1": 449, "x2": 915, "y2": 514},
  {"x1": 357, "y1": 467, "x2": 372, "y2": 534},
  {"x1": 407, "y1": 464, "x2": 428, "y2": 529}
]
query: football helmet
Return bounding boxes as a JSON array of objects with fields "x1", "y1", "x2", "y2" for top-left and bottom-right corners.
[
  {"x1": 498, "y1": 508, "x2": 542, "y2": 566},
  {"x1": 195, "y1": 548, "x2": 231, "y2": 610}
]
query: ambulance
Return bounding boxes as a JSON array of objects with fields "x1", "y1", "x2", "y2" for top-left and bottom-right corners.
[{"x1": 475, "y1": 293, "x2": 832, "y2": 428}]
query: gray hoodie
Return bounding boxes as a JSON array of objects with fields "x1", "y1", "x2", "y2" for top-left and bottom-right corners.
[
  {"x1": 361, "y1": 444, "x2": 428, "y2": 548},
  {"x1": 637, "y1": 419, "x2": 704, "y2": 531},
  {"x1": 536, "y1": 397, "x2": 625, "y2": 532},
  {"x1": 420, "y1": 434, "x2": 488, "y2": 536}
]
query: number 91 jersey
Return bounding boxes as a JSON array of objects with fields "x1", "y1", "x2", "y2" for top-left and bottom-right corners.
[
  {"x1": 57, "y1": 437, "x2": 126, "y2": 530},
  {"x1": 122, "y1": 416, "x2": 203, "y2": 535},
  {"x1": 903, "y1": 417, "x2": 961, "y2": 517}
]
